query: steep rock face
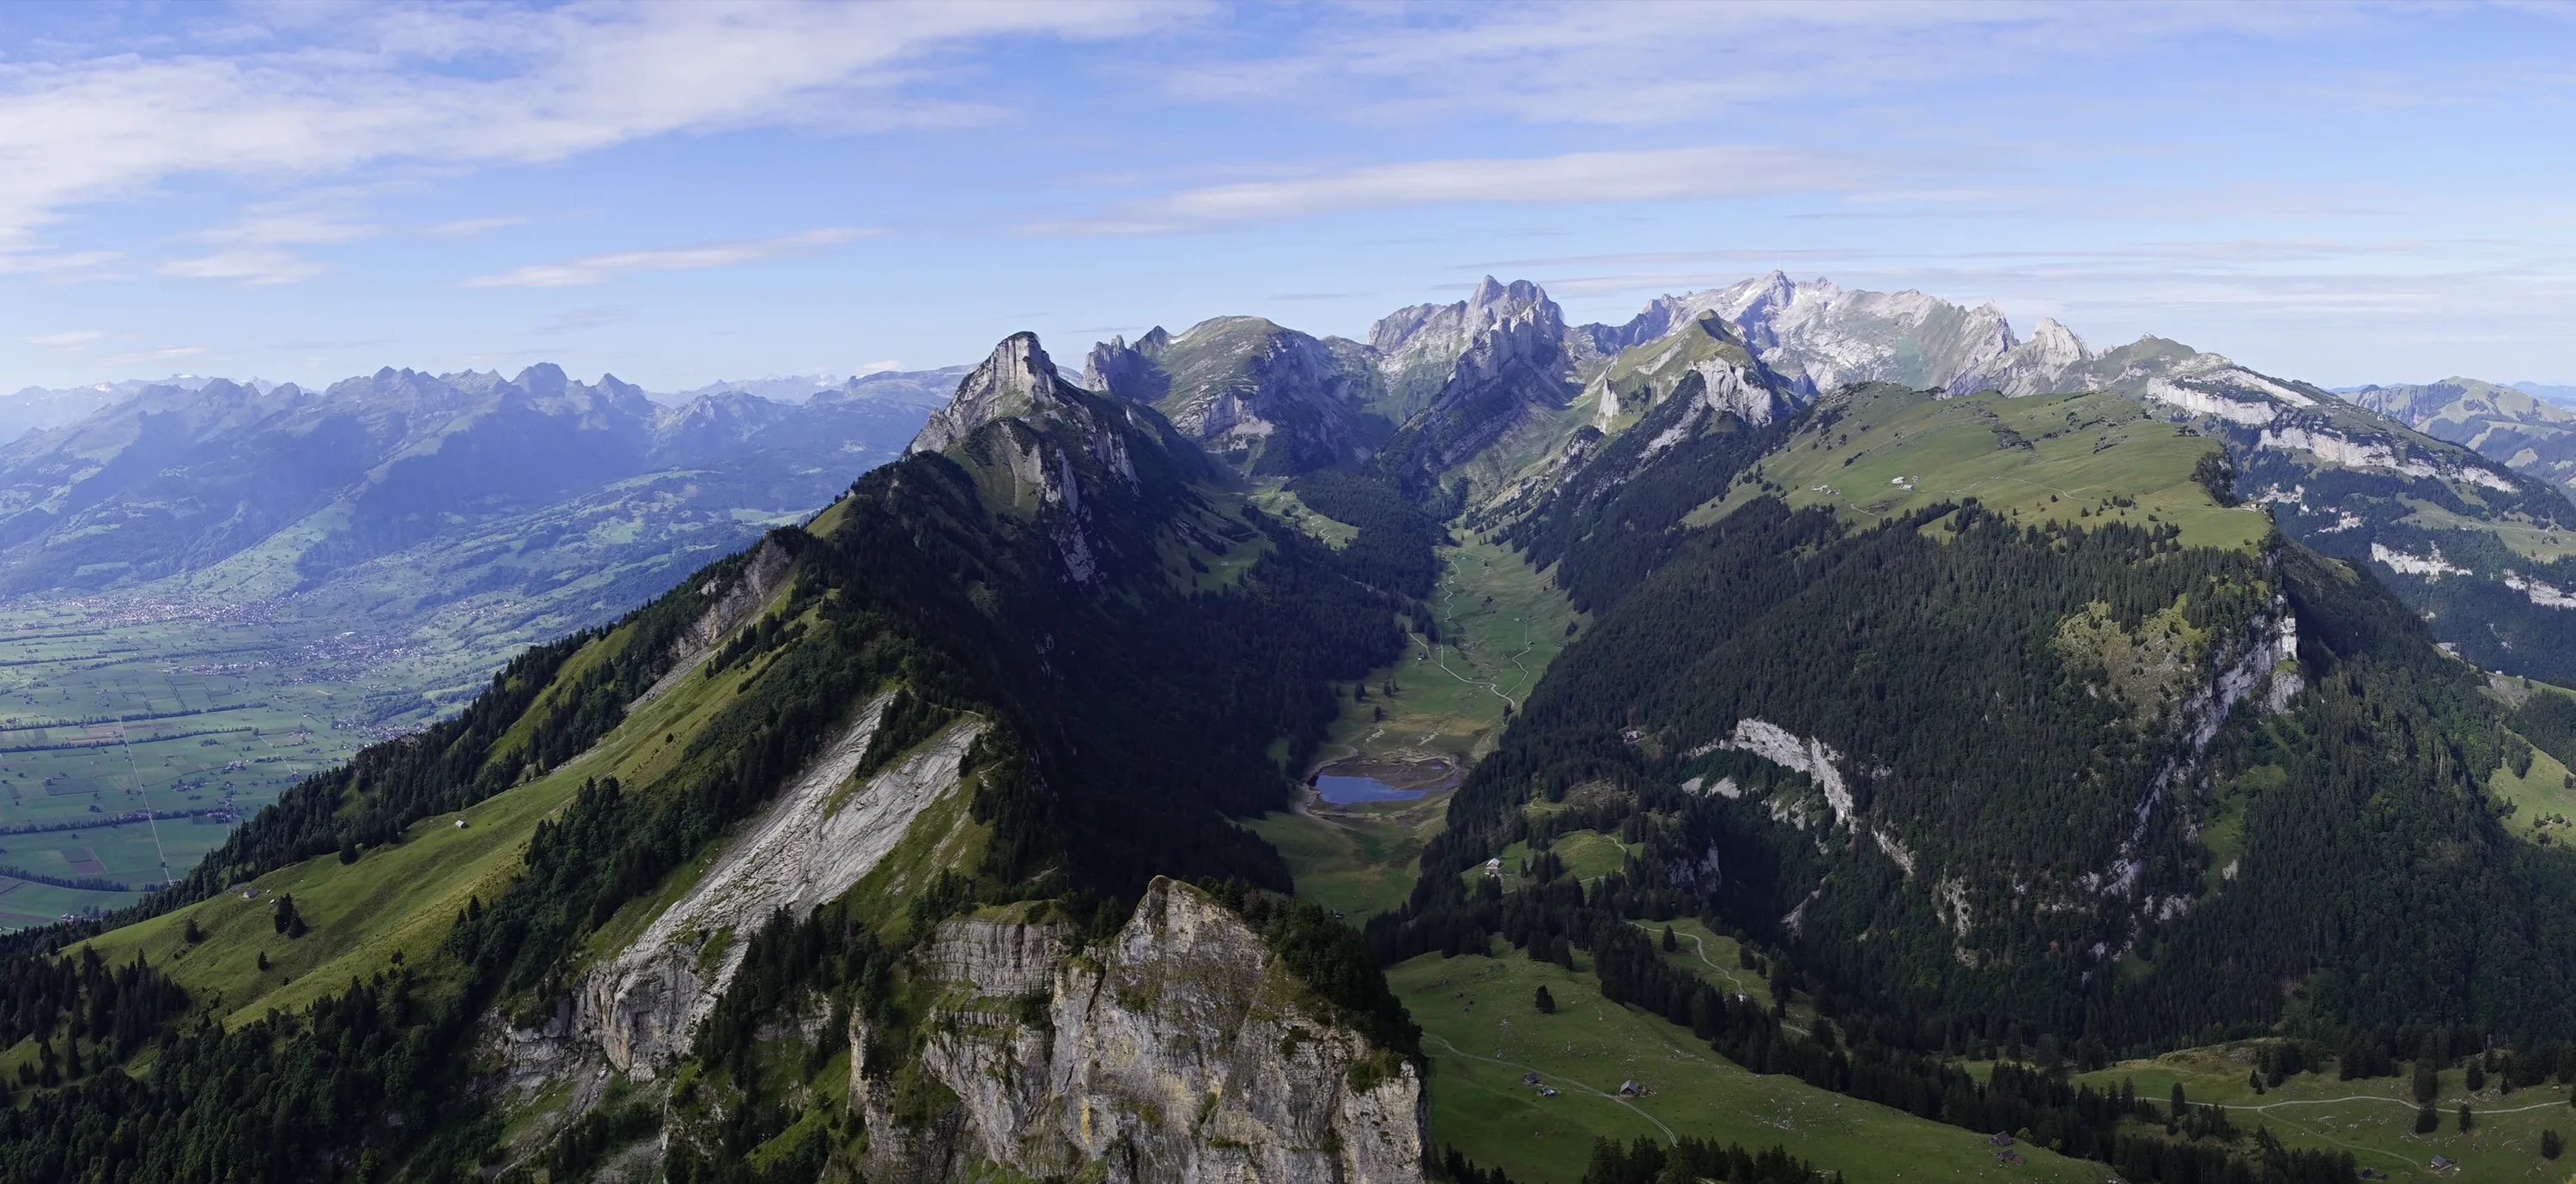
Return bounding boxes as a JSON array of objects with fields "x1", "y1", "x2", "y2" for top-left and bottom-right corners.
[
  {"x1": 1374, "y1": 278, "x2": 1579, "y2": 487},
  {"x1": 499, "y1": 699, "x2": 987, "y2": 1085},
  {"x1": 1946, "y1": 318, "x2": 2093, "y2": 397},
  {"x1": 1084, "y1": 318, "x2": 1382, "y2": 475},
  {"x1": 1587, "y1": 272, "x2": 2015, "y2": 397},
  {"x1": 910, "y1": 333, "x2": 1094, "y2": 456},
  {"x1": 856, "y1": 878, "x2": 1423, "y2": 1184},
  {"x1": 1590, "y1": 313, "x2": 1797, "y2": 435},
  {"x1": 1367, "y1": 277, "x2": 1568, "y2": 422},
  {"x1": 911, "y1": 332, "x2": 1211, "y2": 584}
]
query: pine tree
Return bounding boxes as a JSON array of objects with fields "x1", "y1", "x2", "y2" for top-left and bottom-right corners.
[
  {"x1": 2543, "y1": 1129, "x2": 2564, "y2": 1160},
  {"x1": 2416, "y1": 1106, "x2": 2439, "y2": 1133},
  {"x1": 1662, "y1": 926, "x2": 1678, "y2": 952},
  {"x1": 2415, "y1": 1058, "x2": 2440, "y2": 1103},
  {"x1": 2459, "y1": 1103, "x2": 2475, "y2": 1133},
  {"x1": 1534, "y1": 985, "x2": 1556, "y2": 1014}
]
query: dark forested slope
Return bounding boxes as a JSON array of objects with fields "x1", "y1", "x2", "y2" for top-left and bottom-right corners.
[{"x1": 0, "y1": 334, "x2": 1429, "y2": 1183}]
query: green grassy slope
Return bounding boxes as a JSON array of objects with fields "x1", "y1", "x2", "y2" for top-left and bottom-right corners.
[
  {"x1": 71, "y1": 594, "x2": 769, "y2": 1024},
  {"x1": 2075, "y1": 1049, "x2": 2575, "y2": 1181},
  {"x1": 1394, "y1": 946, "x2": 2099, "y2": 1184},
  {"x1": 1692, "y1": 385, "x2": 2269, "y2": 552}
]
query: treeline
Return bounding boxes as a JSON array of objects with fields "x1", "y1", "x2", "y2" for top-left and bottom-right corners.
[
  {"x1": 1413, "y1": 499, "x2": 2274, "y2": 1031},
  {"x1": 0, "y1": 945, "x2": 187, "y2": 1078},
  {"x1": 1489, "y1": 366, "x2": 1795, "y2": 613},
  {"x1": 1381, "y1": 854, "x2": 2354, "y2": 1184},
  {"x1": 1577, "y1": 1136, "x2": 1826, "y2": 1184},
  {"x1": 167, "y1": 533, "x2": 756, "y2": 904},
  {"x1": 1194, "y1": 877, "x2": 1421, "y2": 1061},
  {"x1": 1396, "y1": 489, "x2": 2576, "y2": 1047},
  {"x1": 0, "y1": 968, "x2": 495, "y2": 1184},
  {"x1": 1289, "y1": 468, "x2": 1447, "y2": 600},
  {"x1": 0, "y1": 399, "x2": 1437, "y2": 1178}
]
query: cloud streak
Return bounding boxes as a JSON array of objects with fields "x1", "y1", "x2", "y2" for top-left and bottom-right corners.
[
  {"x1": 0, "y1": 2, "x2": 1182, "y2": 242},
  {"x1": 1038, "y1": 145, "x2": 1856, "y2": 233},
  {"x1": 465, "y1": 228, "x2": 875, "y2": 288}
]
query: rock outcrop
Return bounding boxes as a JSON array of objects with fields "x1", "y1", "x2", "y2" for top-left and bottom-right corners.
[
  {"x1": 1583, "y1": 272, "x2": 2016, "y2": 398},
  {"x1": 855, "y1": 878, "x2": 1424, "y2": 1184},
  {"x1": 1084, "y1": 318, "x2": 1382, "y2": 475},
  {"x1": 499, "y1": 696, "x2": 987, "y2": 1087},
  {"x1": 910, "y1": 333, "x2": 1091, "y2": 456},
  {"x1": 1373, "y1": 278, "x2": 1580, "y2": 487},
  {"x1": 1368, "y1": 277, "x2": 1570, "y2": 422}
]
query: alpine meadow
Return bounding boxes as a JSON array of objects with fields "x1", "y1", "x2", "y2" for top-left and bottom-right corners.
[{"x1": 1, "y1": 5, "x2": 2573, "y2": 1184}]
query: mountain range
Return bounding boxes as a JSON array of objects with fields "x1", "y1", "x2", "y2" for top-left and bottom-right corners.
[{"x1": 4, "y1": 272, "x2": 2576, "y2": 1184}]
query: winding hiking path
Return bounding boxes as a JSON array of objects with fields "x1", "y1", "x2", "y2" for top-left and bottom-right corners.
[
  {"x1": 1631, "y1": 921, "x2": 1811, "y2": 1036},
  {"x1": 1419, "y1": 556, "x2": 1546, "y2": 713}
]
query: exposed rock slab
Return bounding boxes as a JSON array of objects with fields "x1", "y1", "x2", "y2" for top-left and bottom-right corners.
[{"x1": 857, "y1": 878, "x2": 1424, "y2": 1184}]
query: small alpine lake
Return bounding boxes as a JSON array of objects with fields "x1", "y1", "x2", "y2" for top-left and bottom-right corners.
[{"x1": 1315, "y1": 774, "x2": 1420, "y2": 804}]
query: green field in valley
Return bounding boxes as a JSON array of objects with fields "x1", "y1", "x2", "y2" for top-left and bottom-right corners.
[
  {"x1": 0, "y1": 595, "x2": 370, "y2": 921},
  {"x1": 2075, "y1": 1047, "x2": 2576, "y2": 1181},
  {"x1": 1321, "y1": 533, "x2": 1583, "y2": 768},
  {"x1": 1392, "y1": 945, "x2": 2099, "y2": 1184}
]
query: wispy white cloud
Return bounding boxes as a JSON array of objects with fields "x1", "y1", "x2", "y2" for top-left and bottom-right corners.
[
  {"x1": 159, "y1": 247, "x2": 326, "y2": 286},
  {"x1": 423, "y1": 216, "x2": 527, "y2": 238},
  {"x1": 0, "y1": 250, "x2": 120, "y2": 276},
  {"x1": 23, "y1": 330, "x2": 105, "y2": 349},
  {"x1": 0, "y1": 3, "x2": 1187, "y2": 242},
  {"x1": 101, "y1": 344, "x2": 209, "y2": 366},
  {"x1": 206, "y1": 210, "x2": 380, "y2": 246},
  {"x1": 1170, "y1": 2, "x2": 2377, "y2": 127},
  {"x1": 1036, "y1": 146, "x2": 1856, "y2": 234},
  {"x1": 465, "y1": 228, "x2": 875, "y2": 288}
]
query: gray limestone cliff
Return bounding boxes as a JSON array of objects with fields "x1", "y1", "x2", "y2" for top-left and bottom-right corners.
[
  {"x1": 1584, "y1": 271, "x2": 2015, "y2": 398},
  {"x1": 909, "y1": 333, "x2": 1091, "y2": 456},
  {"x1": 854, "y1": 878, "x2": 1425, "y2": 1184},
  {"x1": 1084, "y1": 318, "x2": 1383, "y2": 476}
]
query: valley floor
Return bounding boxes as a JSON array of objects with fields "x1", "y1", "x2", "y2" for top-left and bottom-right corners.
[{"x1": 1253, "y1": 531, "x2": 2515, "y2": 1184}]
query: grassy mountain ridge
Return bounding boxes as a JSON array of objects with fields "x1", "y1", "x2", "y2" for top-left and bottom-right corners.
[
  {"x1": 5, "y1": 278, "x2": 2576, "y2": 1184},
  {"x1": 0, "y1": 334, "x2": 1435, "y2": 1181}
]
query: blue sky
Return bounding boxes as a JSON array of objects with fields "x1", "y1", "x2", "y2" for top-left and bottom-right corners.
[{"x1": 0, "y1": 1, "x2": 2570, "y2": 392}]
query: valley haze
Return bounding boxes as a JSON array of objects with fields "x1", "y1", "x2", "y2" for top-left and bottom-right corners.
[{"x1": 0, "y1": 5, "x2": 2572, "y2": 1184}]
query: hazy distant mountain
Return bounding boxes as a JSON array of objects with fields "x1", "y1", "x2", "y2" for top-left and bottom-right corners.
[
  {"x1": 0, "y1": 363, "x2": 941, "y2": 598},
  {"x1": 0, "y1": 374, "x2": 283, "y2": 443},
  {"x1": 2516, "y1": 380, "x2": 2576, "y2": 407},
  {"x1": 2342, "y1": 376, "x2": 2576, "y2": 494},
  {"x1": 649, "y1": 367, "x2": 966, "y2": 407}
]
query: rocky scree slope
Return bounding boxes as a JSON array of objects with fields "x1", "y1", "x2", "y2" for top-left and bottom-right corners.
[{"x1": 0, "y1": 328, "x2": 1433, "y2": 1184}]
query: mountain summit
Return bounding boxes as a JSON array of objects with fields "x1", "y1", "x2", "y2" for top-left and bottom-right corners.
[{"x1": 908, "y1": 331, "x2": 1085, "y2": 454}]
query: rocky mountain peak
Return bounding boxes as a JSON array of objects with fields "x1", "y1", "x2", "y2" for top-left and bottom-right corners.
[
  {"x1": 513, "y1": 361, "x2": 570, "y2": 398},
  {"x1": 909, "y1": 331, "x2": 1081, "y2": 454}
]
